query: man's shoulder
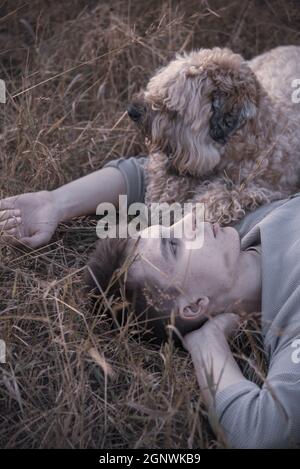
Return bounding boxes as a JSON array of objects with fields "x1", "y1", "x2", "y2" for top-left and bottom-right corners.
[{"x1": 235, "y1": 193, "x2": 300, "y2": 239}]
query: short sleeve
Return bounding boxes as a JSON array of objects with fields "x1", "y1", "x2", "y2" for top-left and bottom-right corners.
[{"x1": 103, "y1": 155, "x2": 148, "y2": 206}]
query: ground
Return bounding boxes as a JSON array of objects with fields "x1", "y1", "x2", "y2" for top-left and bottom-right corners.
[{"x1": 0, "y1": 0, "x2": 299, "y2": 449}]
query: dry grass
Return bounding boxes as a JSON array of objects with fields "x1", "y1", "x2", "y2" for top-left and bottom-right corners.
[{"x1": 0, "y1": 0, "x2": 299, "y2": 449}]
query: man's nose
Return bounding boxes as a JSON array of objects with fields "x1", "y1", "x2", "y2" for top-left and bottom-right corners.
[{"x1": 127, "y1": 104, "x2": 141, "y2": 121}]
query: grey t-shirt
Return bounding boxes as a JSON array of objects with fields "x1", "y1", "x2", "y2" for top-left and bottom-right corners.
[
  {"x1": 104, "y1": 156, "x2": 300, "y2": 448},
  {"x1": 212, "y1": 193, "x2": 300, "y2": 448},
  {"x1": 104, "y1": 156, "x2": 148, "y2": 206}
]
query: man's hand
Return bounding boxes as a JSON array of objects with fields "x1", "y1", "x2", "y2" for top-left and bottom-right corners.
[
  {"x1": 182, "y1": 313, "x2": 245, "y2": 408},
  {"x1": 0, "y1": 191, "x2": 60, "y2": 248},
  {"x1": 0, "y1": 166, "x2": 129, "y2": 249},
  {"x1": 183, "y1": 313, "x2": 241, "y2": 352}
]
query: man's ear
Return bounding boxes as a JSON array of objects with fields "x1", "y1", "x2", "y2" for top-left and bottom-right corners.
[
  {"x1": 178, "y1": 296, "x2": 210, "y2": 320},
  {"x1": 209, "y1": 91, "x2": 257, "y2": 144}
]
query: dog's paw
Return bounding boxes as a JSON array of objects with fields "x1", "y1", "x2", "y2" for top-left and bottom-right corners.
[{"x1": 194, "y1": 189, "x2": 246, "y2": 225}]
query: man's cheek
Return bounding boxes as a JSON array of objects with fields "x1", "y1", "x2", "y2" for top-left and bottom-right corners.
[{"x1": 223, "y1": 250, "x2": 231, "y2": 270}]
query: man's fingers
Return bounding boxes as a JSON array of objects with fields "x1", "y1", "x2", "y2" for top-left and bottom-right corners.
[
  {"x1": 3, "y1": 227, "x2": 19, "y2": 236},
  {"x1": 0, "y1": 227, "x2": 21, "y2": 245},
  {"x1": 210, "y1": 313, "x2": 241, "y2": 338},
  {"x1": 1, "y1": 231, "x2": 47, "y2": 249},
  {"x1": 0, "y1": 196, "x2": 20, "y2": 211},
  {"x1": 0, "y1": 216, "x2": 22, "y2": 230},
  {"x1": 21, "y1": 232, "x2": 49, "y2": 249},
  {"x1": 0, "y1": 209, "x2": 21, "y2": 221}
]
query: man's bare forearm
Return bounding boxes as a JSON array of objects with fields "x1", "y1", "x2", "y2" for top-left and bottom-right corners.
[
  {"x1": 187, "y1": 329, "x2": 246, "y2": 408},
  {"x1": 51, "y1": 167, "x2": 126, "y2": 222}
]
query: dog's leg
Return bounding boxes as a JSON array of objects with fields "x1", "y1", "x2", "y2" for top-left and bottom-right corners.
[
  {"x1": 190, "y1": 180, "x2": 285, "y2": 225},
  {"x1": 145, "y1": 151, "x2": 196, "y2": 206},
  {"x1": 145, "y1": 152, "x2": 168, "y2": 205}
]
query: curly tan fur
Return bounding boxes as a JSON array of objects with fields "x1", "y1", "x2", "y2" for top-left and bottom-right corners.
[{"x1": 130, "y1": 46, "x2": 300, "y2": 224}]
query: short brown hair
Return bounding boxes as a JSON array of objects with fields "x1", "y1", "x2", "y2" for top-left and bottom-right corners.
[{"x1": 85, "y1": 236, "x2": 198, "y2": 345}]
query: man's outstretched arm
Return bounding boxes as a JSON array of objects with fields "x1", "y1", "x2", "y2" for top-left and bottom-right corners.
[
  {"x1": 52, "y1": 167, "x2": 126, "y2": 221},
  {"x1": 0, "y1": 166, "x2": 126, "y2": 248}
]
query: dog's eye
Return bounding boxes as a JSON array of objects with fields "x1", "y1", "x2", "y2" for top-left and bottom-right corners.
[
  {"x1": 211, "y1": 93, "x2": 222, "y2": 111},
  {"x1": 224, "y1": 114, "x2": 235, "y2": 128}
]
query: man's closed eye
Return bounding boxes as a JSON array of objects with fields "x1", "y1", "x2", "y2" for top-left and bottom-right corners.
[{"x1": 169, "y1": 238, "x2": 178, "y2": 257}]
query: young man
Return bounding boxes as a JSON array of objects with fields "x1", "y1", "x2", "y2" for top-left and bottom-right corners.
[
  {"x1": 1, "y1": 156, "x2": 300, "y2": 448},
  {"x1": 86, "y1": 196, "x2": 300, "y2": 449}
]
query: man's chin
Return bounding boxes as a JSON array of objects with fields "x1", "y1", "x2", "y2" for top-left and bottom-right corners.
[{"x1": 225, "y1": 226, "x2": 242, "y2": 256}]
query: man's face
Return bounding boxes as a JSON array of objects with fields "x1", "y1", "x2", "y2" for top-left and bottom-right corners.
[{"x1": 128, "y1": 212, "x2": 242, "y2": 321}]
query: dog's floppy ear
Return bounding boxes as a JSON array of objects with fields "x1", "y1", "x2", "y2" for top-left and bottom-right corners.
[{"x1": 209, "y1": 91, "x2": 256, "y2": 144}]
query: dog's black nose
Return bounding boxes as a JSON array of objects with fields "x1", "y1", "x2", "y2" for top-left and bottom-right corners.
[{"x1": 127, "y1": 104, "x2": 141, "y2": 121}]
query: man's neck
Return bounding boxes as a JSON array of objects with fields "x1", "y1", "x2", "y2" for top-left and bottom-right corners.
[{"x1": 219, "y1": 249, "x2": 262, "y2": 316}]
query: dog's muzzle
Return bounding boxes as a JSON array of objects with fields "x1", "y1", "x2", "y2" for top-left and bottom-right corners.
[{"x1": 127, "y1": 104, "x2": 141, "y2": 122}]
